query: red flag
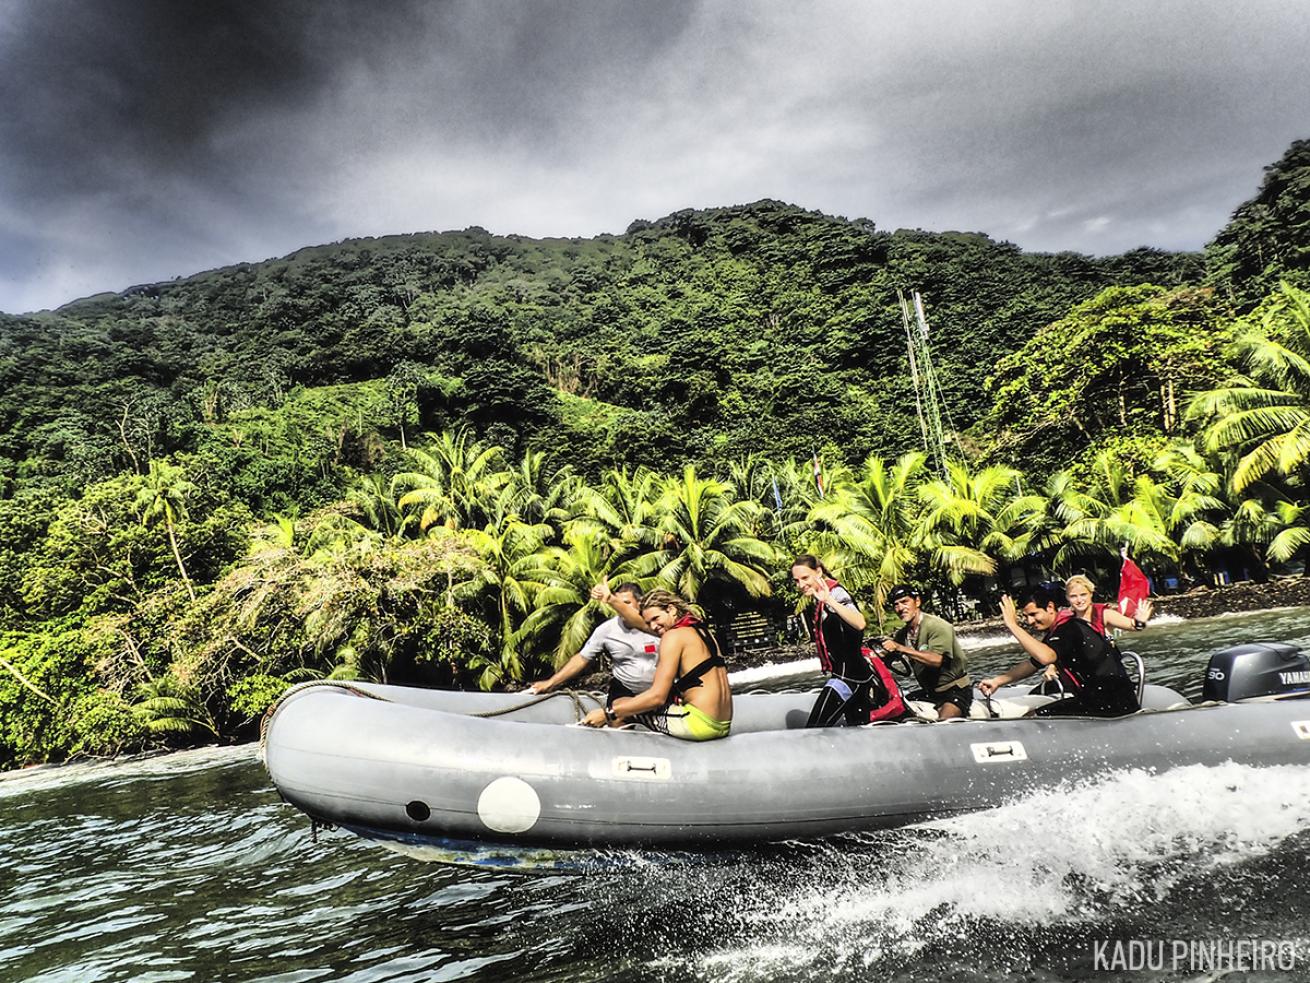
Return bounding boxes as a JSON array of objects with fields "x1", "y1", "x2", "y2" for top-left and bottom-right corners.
[{"x1": 1118, "y1": 553, "x2": 1150, "y2": 617}]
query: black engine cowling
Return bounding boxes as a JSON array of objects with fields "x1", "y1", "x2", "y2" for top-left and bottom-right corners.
[{"x1": 1203, "y1": 641, "x2": 1310, "y2": 702}]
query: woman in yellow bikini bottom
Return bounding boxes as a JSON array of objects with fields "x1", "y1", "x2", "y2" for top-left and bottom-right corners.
[{"x1": 581, "y1": 589, "x2": 733, "y2": 741}]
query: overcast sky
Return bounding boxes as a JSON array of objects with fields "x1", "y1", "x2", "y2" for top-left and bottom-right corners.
[{"x1": 1, "y1": 0, "x2": 1306, "y2": 314}]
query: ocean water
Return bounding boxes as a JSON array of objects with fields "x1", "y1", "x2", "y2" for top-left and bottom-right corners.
[{"x1": 3, "y1": 608, "x2": 1310, "y2": 982}]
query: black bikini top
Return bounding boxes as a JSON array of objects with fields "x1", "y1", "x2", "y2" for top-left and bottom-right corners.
[{"x1": 669, "y1": 616, "x2": 727, "y2": 695}]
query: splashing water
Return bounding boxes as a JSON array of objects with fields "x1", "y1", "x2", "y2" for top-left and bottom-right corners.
[
  {"x1": 619, "y1": 763, "x2": 1310, "y2": 982},
  {"x1": 8, "y1": 607, "x2": 1310, "y2": 982},
  {"x1": 4, "y1": 750, "x2": 1309, "y2": 982},
  {"x1": 728, "y1": 658, "x2": 820, "y2": 687}
]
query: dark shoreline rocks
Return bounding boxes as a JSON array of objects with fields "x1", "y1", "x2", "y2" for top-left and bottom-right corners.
[{"x1": 1150, "y1": 577, "x2": 1310, "y2": 619}]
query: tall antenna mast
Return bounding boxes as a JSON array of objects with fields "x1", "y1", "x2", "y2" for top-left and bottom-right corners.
[
  {"x1": 898, "y1": 290, "x2": 955, "y2": 475},
  {"x1": 898, "y1": 289, "x2": 930, "y2": 455}
]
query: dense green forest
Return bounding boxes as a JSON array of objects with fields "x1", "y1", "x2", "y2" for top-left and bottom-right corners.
[{"x1": 1, "y1": 139, "x2": 1308, "y2": 768}]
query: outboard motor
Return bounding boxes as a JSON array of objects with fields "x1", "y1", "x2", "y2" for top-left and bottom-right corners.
[{"x1": 1203, "y1": 642, "x2": 1310, "y2": 702}]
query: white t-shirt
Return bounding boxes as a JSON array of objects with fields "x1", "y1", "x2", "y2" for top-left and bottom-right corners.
[{"x1": 579, "y1": 616, "x2": 660, "y2": 692}]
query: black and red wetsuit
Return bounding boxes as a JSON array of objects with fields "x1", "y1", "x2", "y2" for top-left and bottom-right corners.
[
  {"x1": 806, "y1": 580, "x2": 885, "y2": 727},
  {"x1": 1033, "y1": 617, "x2": 1139, "y2": 717}
]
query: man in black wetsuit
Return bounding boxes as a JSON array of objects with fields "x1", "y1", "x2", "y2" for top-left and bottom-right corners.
[{"x1": 979, "y1": 584, "x2": 1140, "y2": 717}]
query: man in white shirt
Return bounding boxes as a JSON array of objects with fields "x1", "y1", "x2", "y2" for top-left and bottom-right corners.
[{"x1": 528, "y1": 582, "x2": 660, "y2": 706}]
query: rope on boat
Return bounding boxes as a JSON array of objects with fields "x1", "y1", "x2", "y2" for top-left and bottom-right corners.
[
  {"x1": 258, "y1": 680, "x2": 606, "y2": 754},
  {"x1": 259, "y1": 679, "x2": 395, "y2": 754},
  {"x1": 467, "y1": 689, "x2": 604, "y2": 721}
]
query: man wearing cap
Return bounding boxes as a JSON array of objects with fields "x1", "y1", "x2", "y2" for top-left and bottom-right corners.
[{"x1": 880, "y1": 585, "x2": 973, "y2": 719}]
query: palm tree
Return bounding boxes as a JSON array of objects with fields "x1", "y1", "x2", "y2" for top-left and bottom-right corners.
[
  {"x1": 1180, "y1": 440, "x2": 1309, "y2": 571},
  {"x1": 348, "y1": 473, "x2": 409, "y2": 538},
  {"x1": 1055, "y1": 450, "x2": 1178, "y2": 568},
  {"x1": 737, "y1": 453, "x2": 849, "y2": 559},
  {"x1": 916, "y1": 461, "x2": 1046, "y2": 585},
  {"x1": 1190, "y1": 282, "x2": 1310, "y2": 492},
  {"x1": 1042, "y1": 469, "x2": 1106, "y2": 569},
  {"x1": 727, "y1": 453, "x2": 772, "y2": 506},
  {"x1": 628, "y1": 465, "x2": 777, "y2": 602},
  {"x1": 1152, "y1": 444, "x2": 1228, "y2": 571},
  {"x1": 1105, "y1": 473, "x2": 1179, "y2": 563},
  {"x1": 502, "y1": 449, "x2": 579, "y2": 532},
  {"x1": 464, "y1": 513, "x2": 552, "y2": 686},
  {"x1": 1212, "y1": 473, "x2": 1310, "y2": 567},
  {"x1": 132, "y1": 675, "x2": 219, "y2": 739},
  {"x1": 807, "y1": 451, "x2": 926, "y2": 613},
  {"x1": 134, "y1": 460, "x2": 198, "y2": 601},
  {"x1": 1268, "y1": 498, "x2": 1310, "y2": 563},
  {"x1": 517, "y1": 526, "x2": 619, "y2": 666},
  {"x1": 392, "y1": 430, "x2": 509, "y2": 532},
  {"x1": 571, "y1": 465, "x2": 662, "y2": 561}
]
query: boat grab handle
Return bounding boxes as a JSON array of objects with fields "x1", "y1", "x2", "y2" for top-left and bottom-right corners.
[
  {"x1": 1120, "y1": 649, "x2": 1146, "y2": 704},
  {"x1": 1028, "y1": 670, "x2": 1064, "y2": 699}
]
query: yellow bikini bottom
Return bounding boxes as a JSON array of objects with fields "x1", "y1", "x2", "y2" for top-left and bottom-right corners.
[{"x1": 662, "y1": 702, "x2": 731, "y2": 741}]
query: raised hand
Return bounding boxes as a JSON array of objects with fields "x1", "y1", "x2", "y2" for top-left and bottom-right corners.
[
  {"x1": 812, "y1": 578, "x2": 833, "y2": 607},
  {"x1": 1000, "y1": 594, "x2": 1018, "y2": 627}
]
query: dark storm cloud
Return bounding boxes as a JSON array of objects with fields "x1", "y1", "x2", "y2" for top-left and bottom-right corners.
[
  {"x1": 0, "y1": 0, "x2": 704, "y2": 311},
  {"x1": 2, "y1": 2, "x2": 397, "y2": 195},
  {"x1": 0, "y1": 0, "x2": 1306, "y2": 313},
  {"x1": 0, "y1": 0, "x2": 696, "y2": 196},
  {"x1": 0, "y1": 0, "x2": 429, "y2": 308},
  {"x1": 814, "y1": 0, "x2": 1310, "y2": 253}
]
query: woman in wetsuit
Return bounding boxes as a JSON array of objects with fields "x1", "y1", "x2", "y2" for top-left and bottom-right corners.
[
  {"x1": 580, "y1": 589, "x2": 732, "y2": 741},
  {"x1": 791, "y1": 554, "x2": 883, "y2": 727},
  {"x1": 1038, "y1": 574, "x2": 1152, "y2": 689},
  {"x1": 1060, "y1": 574, "x2": 1153, "y2": 637}
]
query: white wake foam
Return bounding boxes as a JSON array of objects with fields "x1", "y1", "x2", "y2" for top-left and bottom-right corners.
[
  {"x1": 959, "y1": 631, "x2": 1019, "y2": 652},
  {"x1": 1212, "y1": 605, "x2": 1301, "y2": 620},
  {"x1": 728, "y1": 658, "x2": 820, "y2": 685},
  {"x1": 0, "y1": 744, "x2": 258, "y2": 800},
  {"x1": 678, "y1": 762, "x2": 1310, "y2": 980}
]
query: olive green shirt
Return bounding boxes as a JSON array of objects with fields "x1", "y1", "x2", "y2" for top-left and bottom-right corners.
[{"x1": 894, "y1": 612, "x2": 971, "y2": 693}]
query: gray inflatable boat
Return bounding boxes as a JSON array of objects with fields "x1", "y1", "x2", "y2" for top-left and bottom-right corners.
[{"x1": 262, "y1": 642, "x2": 1310, "y2": 852}]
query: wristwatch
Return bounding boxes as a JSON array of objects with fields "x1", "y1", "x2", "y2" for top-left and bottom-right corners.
[
  {"x1": 1133, "y1": 619, "x2": 1146, "y2": 630},
  {"x1": 604, "y1": 706, "x2": 618, "y2": 723}
]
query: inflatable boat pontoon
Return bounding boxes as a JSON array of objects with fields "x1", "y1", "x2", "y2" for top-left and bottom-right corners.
[{"x1": 262, "y1": 642, "x2": 1310, "y2": 852}]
